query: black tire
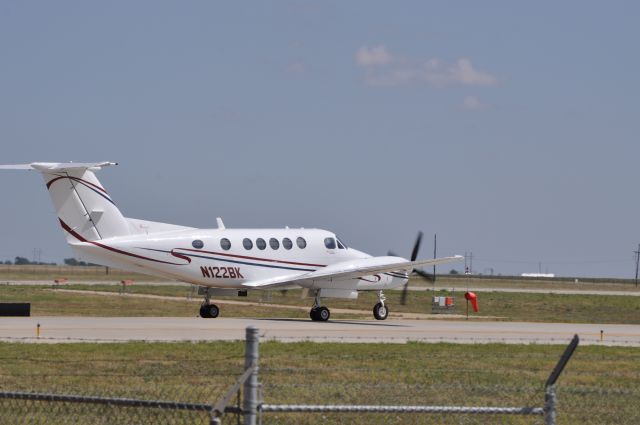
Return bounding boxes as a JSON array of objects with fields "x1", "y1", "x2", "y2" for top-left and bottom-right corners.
[
  {"x1": 373, "y1": 302, "x2": 389, "y2": 320},
  {"x1": 310, "y1": 307, "x2": 319, "y2": 321},
  {"x1": 317, "y1": 306, "x2": 330, "y2": 322},
  {"x1": 199, "y1": 304, "x2": 211, "y2": 318},
  {"x1": 206, "y1": 304, "x2": 220, "y2": 319}
]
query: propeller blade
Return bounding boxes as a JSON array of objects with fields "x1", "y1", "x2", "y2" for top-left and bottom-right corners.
[
  {"x1": 410, "y1": 231, "x2": 423, "y2": 262},
  {"x1": 414, "y1": 268, "x2": 436, "y2": 281},
  {"x1": 300, "y1": 288, "x2": 309, "y2": 299},
  {"x1": 400, "y1": 281, "x2": 409, "y2": 305},
  {"x1": 433, "y1": 233, "x2": 437, "y2": 284}
]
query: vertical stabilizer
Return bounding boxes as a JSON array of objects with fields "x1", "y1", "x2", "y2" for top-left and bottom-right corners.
[{"x1": 1, "y1": 162, "x2": 131, "y2": 242}]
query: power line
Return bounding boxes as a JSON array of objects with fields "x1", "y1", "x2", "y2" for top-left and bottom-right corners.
[{"x1": 634, "y1": 244, "x2": 640, "y2": 288}]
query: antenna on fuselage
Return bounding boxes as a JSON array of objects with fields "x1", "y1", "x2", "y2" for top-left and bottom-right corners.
[{"x1": 216, "y1": 217, "x2": 225, "y2": 229}]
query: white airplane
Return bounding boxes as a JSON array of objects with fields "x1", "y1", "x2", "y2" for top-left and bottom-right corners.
[{"x1": 0, "y1": 162, "x2": 462, "y2": 321}]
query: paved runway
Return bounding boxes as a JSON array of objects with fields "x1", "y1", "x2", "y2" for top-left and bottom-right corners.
[{"x1": 1, "y1": 317, "x2": 638, "y2": 346}]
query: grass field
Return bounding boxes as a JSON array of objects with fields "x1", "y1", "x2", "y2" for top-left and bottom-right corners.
[
  {"x1": 3, "y1": 264, "x2": 640, "y2": 291},
  {"x1": 2, "y1": 265, "x2": 639, "y2": 323},
  {"x1": 0, "y1": 265, "x2": 156, "y2": 282},
  {"x1": 0, "y1": 341, "x2": 637, "y2": 424},
  {"x1": 3, "y1": 282, "x2": 638, "y2": 324},
  {"x1": 1, "y1": 267, "x2": 638, "y2": 424}
]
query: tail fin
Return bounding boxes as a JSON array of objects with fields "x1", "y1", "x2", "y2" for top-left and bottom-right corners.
[{"x1": 0, "y1": 162, "x2": 131, "y2": 242}]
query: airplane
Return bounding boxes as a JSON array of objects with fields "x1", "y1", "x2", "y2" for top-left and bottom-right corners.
[{"x1": 0, "y1": 162, "x2": 463, "y2": 321}]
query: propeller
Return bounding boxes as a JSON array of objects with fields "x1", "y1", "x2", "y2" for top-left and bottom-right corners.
[{"x1": 394, "y1": 231, "x2": 437, "y2": 305}]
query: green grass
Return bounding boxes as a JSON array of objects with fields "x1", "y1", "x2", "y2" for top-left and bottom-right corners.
[
  {"x1": 0, "y1": 265, "x2": 156, "y2": 281},
  {"x1": 4, "y1": 265, "x2": 640, "y2": 292},
  {"x1": 29, "y1": 283, "x2": 640, "y2": 324},
  {"x1": 0, "y1": 341, "x2": 637, "y2": 424},
  {"x1": 0, "y1": 285, "x2": 365, "y2": 319}
]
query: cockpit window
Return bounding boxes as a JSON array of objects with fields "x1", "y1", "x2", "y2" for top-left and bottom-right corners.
[
  {"x1": 336, "y1": 237, "x2": 347, "y2": 249},
  {"x1": 324, "y1": 237, "x2": 336, "y2": 249}
]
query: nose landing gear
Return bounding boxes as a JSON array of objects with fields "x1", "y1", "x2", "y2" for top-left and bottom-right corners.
[{"x1": 373, "y1": 290, "x2": 389, "y2": 320}]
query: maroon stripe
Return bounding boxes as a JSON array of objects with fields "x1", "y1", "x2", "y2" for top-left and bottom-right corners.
[
  {"x1": 59, "y1": 219, "x2": 190, "y2": 266},
  {"x1": 177, "y1": 248, "x2": 326, "y2": 267},
  {"x1": 47, "y1": 175, "x2": 108, "y2": 193}
]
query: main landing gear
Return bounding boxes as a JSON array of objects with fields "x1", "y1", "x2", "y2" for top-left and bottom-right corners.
[
  {"x1": 308, "y1": 290, "x2": 390, "y2": 321},
  {"x1": 199, "y1": 289, "x2": 220, "y2": 318},
  {"x1": 373, "y1": 290, "x2": 389, "y2": 320},
  {"x1": 309, "y1": 291, "x2": 330, "y2": 321}
]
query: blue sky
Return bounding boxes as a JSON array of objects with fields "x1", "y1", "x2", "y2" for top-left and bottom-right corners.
[{"x1": 1, "y1": 1, "x2": 639, "y2": 277}]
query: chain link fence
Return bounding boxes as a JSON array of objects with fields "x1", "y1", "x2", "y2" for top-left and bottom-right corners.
[{"x1": 1, "y1": 330, "x2": 638, "y2": 424}]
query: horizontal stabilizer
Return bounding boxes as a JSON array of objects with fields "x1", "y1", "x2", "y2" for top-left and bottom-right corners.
[{"x1": 0, "y1": 162, "x2": 117, "y2": 172}]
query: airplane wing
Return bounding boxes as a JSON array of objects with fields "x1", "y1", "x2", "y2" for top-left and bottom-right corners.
[{"x1": 242, "y1": 255, "x2": 463, "y2": 289}]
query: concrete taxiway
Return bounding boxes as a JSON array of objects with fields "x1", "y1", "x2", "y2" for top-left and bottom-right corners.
[{"x1": 1, "y1": 317, "x2": 638, "y2": 346}]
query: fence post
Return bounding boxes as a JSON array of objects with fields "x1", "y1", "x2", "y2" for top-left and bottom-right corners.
[
  {"x1": 543, "y1": 334, "x2": 579, "y2": 425},
  {"x1": 544, "y1": 386, "x2": 556, "y2": 425},
  {"x1": 243, "y1": 326, "x2": 259, "y2": 425}
]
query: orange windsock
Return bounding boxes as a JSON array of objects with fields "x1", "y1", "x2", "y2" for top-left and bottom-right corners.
[{"x1": 464, "y1": 291, "x2": 479, "y2": 312}]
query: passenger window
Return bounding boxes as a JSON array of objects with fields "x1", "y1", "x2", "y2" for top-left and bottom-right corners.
[
  {"x1": 269, "y1": 238, "x2": 280, "y2": 250},
  {"x1": 296, "y1": 237, "x2": 307, "y2": 249},
  {"x1": 220, "y1": 238, "x2": 231, "y2": 251},
  {"x1": 282, "y1": 238, "x2": 293, "y2": 250},
  {"x1": 324, "y1": 237, "x2": 336, "y2": 249},
  {"x1": 256, "y1": 238, "x2": 266, "y2": 250},
  {"x1": 192, "y1": 239, "x2": 204, "y2": 249},
  {"x1": 243, "y1": 238, "x2": 253, "y2": 250}
]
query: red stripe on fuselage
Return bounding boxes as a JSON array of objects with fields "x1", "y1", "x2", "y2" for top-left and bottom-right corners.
[
  {"x1": 59, "y1": 219, "x2": 190, "y2": 266},
  {"x1": 176, "y1": 248, "x2": 326, "y2": 268}
]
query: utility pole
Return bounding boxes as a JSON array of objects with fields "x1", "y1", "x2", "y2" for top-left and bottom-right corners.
[
  {"x1": 634, "y1": 244, "x2": 640, "y2": 288},
  {"x1": 464, "y1": 251, "x2": 473, "y2": 275}
]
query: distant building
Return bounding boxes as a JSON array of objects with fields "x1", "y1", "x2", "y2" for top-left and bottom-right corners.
[{"x1": 521, "y1": 273, "x2": 555, "y2": 278}]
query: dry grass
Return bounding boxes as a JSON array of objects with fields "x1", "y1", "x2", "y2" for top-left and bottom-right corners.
[{"x1": 0, "y1": 341, "x2": 637, "y2": 424}]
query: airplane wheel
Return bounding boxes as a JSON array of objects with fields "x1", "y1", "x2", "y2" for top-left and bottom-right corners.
[
  {"x1": 206, "y1": 304, "x2": 220, "y2": 318},
  {"x1": 200, "y1": 304, "x2": 219, "y2": 318},
  {"x1": 373, "y1": 302, "x2": 388, "y2": 320},
  {"x1": 199, "y1": 304, "x2": 211, "y2": 318},
  {"x1": 317, "y1": 306, "x2": 330, "y2": 322},
  {"x1": 310, "y1": 307, "x2": 319, "y2": 321}
]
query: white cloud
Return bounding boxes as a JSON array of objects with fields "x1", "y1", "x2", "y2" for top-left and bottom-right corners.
[
  {"x1": 356, "y1": 46, "x2": 497, "y2": 88},
  {"x1": 449, "y1": 59, "x2": 497, "y2": 86},
  {"x1": 355, "y1": 45, "x2": 394, "y2": 66},
  {"x1": 462, "y1": 95, "x2": 485, "y2": 110}
]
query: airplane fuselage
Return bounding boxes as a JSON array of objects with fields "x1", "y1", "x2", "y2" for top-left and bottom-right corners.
[{"x1": 69, "y1": 226, "x2": 410, "y2": 292}]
